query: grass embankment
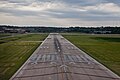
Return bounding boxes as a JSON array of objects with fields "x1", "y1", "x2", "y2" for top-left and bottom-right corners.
[
  {"x1": 0, "y1": 33, "x2": 48, "y2": 80},
  {"x1": 63, "y1": 33, "x2": 120, "y2": 76}
]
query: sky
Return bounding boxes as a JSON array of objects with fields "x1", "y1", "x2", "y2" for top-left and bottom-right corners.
[{"x1": 0, "y1": 0, "x2": 120, "y2": 27}]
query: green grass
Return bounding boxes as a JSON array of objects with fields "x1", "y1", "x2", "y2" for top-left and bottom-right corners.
[
  {"x1": 18, "y1": 34, "x2": 47, "y2": 41},
  {"x1": 92, "y1": 37, "x2": 120, "y2": 42},
  {"x1": 0, "y1": 33, "x2": 11, "y2": 38},
  {"x1": 0, "y1": 33, "x2": 48, "y2": 80},
  {"x1": 0, "y1": 34, "x2": 47, "y2": 44},
  {"x1": 63, "y1": 33, "x2": 120, "y2": 76}
]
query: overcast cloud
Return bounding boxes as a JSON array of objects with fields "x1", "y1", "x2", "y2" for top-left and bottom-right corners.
[{"x1": 0, "y1": 0, "x2": 120, "y2": 26}]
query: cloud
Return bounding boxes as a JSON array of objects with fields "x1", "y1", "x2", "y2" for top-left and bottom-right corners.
[
  {"x1": 61, "y1": 0, "x2": 105, "y2": 6},
  {"x1": 84, "y1": 3, "x2": 120, "y2": 13},
  {"x1": 0, "y1": 0, "x2": 120, "y2": 26}
]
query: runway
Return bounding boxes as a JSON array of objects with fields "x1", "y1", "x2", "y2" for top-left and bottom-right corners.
[{"x1": 10, "y1": 33, "x2": 120, "y2": 80}]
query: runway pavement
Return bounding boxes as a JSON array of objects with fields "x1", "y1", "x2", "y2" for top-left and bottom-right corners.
[{"x1": 10, "y1": 33, "x2": 120, "y2": 80}]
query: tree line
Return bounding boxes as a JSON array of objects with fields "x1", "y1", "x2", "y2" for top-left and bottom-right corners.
[{"x1": 0, "y1": 25, "x2": 120, "y2": 34}]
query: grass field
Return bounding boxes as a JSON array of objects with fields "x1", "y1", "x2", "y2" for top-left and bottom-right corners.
[
  {"x1": 62, "y1": 33, "x2": 120, "y2": 76},
  {"x1": 0, "y1": 33, "x2": 11, "y2": 38},
  {"x1": 0, "y1": 33, "x2": 48, "y2": 80},
  {"x1": 0, "y1": 34, "x2": 47, "y2": 44}
]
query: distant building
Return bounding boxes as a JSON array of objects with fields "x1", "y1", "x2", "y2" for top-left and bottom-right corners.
[
  {"x1": 4, "y1": 28, "x2": 25, "y2": 33},
  {"x1": 0, "y1": 27, "x2": 5, "y2": 33}
]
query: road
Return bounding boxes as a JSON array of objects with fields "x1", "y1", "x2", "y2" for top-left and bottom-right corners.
[{"x1": 10, "y1": 33, "x2": 120, "y2": 80}]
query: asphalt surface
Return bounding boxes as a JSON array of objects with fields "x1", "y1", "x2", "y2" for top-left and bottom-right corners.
[{"x1": 10, "y1": 33, "x2": 120, "y2": 80}]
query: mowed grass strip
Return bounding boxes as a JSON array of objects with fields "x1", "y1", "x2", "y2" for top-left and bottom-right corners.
[
  {"x1": 0, "y1": 33, "x2": 47, "y2": 43},
  {"x1": 63, "y1": 33, "x2": 120, "y2": 76},
  {"x1": 0, "y1": 33, "x2": 48, "y2": 80},
  {"x1": 0, "y1": 33, "x2": 11, "y2": 38}
]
